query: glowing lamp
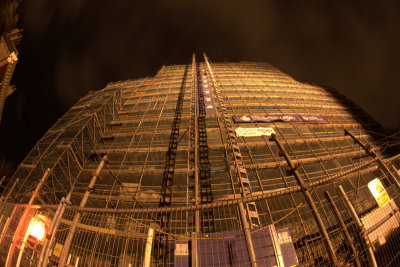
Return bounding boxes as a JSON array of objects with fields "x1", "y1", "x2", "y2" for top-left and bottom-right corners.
[
  {"x1": 30, "y1": 220, "x2": 45, "y2": 241},
  {"x1": 28, "y1": 215, "x2": 49, "y2": 242}
]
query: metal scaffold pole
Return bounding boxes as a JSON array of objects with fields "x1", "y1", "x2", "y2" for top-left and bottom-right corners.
[
  {"x1": 189, "y1": 54, "x2": 200, "y2": 266},
  {"x1": 143, "y1": 223, "x2": 156, "y2": 267},
  {"x1": 58, "y1": 155, "x2": 107, "y2": 267},
  {"x1": 38, "y1": 193, "x2": 72, "y2": 267},
  {"x1": 324, "y1": 191, "x2": 361, "y2": 267},
  {"x1": 270, "y1": 134, "x2": 339, "y2": 266},
  {"x1": 338, "y1": 185, "x2": 377, "y2": 267},
  {"x1": 238, "y1": 202, "x2": 258, "y2": 267}
]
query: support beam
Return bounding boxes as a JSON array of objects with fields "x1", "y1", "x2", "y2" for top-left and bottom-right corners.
[
  {"x1": 338, "y1": 185, "x2": 377, "y2": 267},
  {"x1": 89, "y1": 149, "x2": 370, "y2": 174},
  {"x1": 38, "y1": 193, "x2": 71, "y2": 267},
  {"x1": 70, "y1": 158, "x2": 381, "y2": 215},
  {"x1": 270, "y1": 134, "x2": 339, "y2": 266},
  {"x1": 112, "y1": 117, "x2": 371, "y2": 131},
  {"x1": 269, "y1": 225, "x2": 284, "y2": 267},
  {"x1": 58, "y1": 156, "x2": 107, "y2": 267},
  {"x1": 190, "y1": 53, "x2": 200, "y2": 267},
  {"x1": 0, "y1": 207, "x2": 15, "y2": 244},
  {"x1": 97, "y1": 134, "x2": 371, "y2": 152},
  {"x1": 238, "y1": 202, "x2": 258, "y2": 267},
  {"x1": 143, "y1": 224, "x2": 156, "y2": 267},
  {"x1": 324, "y1": 191, "x2": 361, "y2": 267},
  {"x1": 0, "y1": 175, "x2": 6, "y2": 189}
]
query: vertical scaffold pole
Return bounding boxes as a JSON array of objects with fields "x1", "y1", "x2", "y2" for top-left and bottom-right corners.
[
  {"x1": 238, "y1": 202, "x2": 258, "y2": 267},
  {"x1": 5, "y1": 168, "x2": 51, "y2": 267},
  {"x1": 324, "y1": 191, "x2": 361, "y2": 267},
  {"x1": 189, "y1": 54, "x2": 200, "y2": 267},
  {"x1": 270, "y1": 134, "x2": 339, "y2": 266},
  {"x1": 58, "y1": 155, "x2": 107, "y2": 267},
  {"x1": 338, "y1": 185, "x2": 377, "y2": 267},
  {"x1": 0, "y1": 175, "x2": 6, "y2": 189},
  {"x1": 38, "y1": 192, "x2": 72, "y2": 267},
  {"x1": 143, "y1": 224, "x2": 156, "y2": 267}
]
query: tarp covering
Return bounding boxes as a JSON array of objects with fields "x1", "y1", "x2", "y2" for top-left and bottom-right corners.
[
  {"x1": 193, "y1": 226, "x2": 298, "y2": 266},
  {"x1": 235, "y1": 127, "x2": 276, "y2": 137},
  {"x1": 232, "y1": 114, "x2": 328, "y2": 123}
]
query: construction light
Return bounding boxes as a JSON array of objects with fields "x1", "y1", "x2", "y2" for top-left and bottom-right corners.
[
  {"x1": 30, "y1": 220, "x2": 45, "y2": 241},
  {"x1": 28, "y1": 215, "x2": 49, "y2": 242}
]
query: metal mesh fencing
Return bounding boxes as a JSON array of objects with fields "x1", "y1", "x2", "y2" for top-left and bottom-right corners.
[{"x1": 1, "y1": 169, "x2": 400, "y2": 266}]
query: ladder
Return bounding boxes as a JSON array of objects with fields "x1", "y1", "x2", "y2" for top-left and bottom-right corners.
[{"x1": 203, "y1": 54, "x2": 261, "y2": 228}]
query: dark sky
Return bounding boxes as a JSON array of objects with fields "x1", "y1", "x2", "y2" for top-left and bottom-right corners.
[{"x1": 1, "y1": 0, "x2": 400, "y2": 166}]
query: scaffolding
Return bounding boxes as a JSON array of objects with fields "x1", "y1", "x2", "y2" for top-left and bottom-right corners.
[{"x1": 1, "y1": 54, "x2": 400, "y2": 266}]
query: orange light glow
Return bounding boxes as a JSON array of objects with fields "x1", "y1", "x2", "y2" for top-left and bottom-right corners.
[{"x1": 29, "y1": 218, "x2": 46, "y2": 241}]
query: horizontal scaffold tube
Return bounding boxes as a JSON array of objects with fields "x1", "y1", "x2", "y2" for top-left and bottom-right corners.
[
  {"x1": 66, "y1": 156, "x2": 380, "y2": 214},
  {"x1": 11, "y1": 155, "x2": 398, "y2": 214}
]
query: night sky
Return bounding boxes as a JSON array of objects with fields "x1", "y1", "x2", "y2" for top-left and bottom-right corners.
[{"x1": 1, "y1": 0, "x2": 400, "y2": 167}]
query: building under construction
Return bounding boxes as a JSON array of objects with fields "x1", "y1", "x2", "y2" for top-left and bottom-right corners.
[{"x1": 1, "y1": 54, "x2": 400, "y2": 266}]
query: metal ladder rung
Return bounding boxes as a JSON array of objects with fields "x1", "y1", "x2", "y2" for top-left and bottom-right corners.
[
  {"x1": 240, "y1": 176, "x2": 250, "y2": 183},
  {"x1": 232, "y1": 144, "x2": 240, "y2": 151},
  {"x1": 250, "y1": 220, "x2": 260, "y2": 228},
  {"x1": 248, "y1": 212, "x2": 260, "y2": 220},
  {"x1": 241, "y1": 180, "x2": 250, "y2": 190},
  {"x1": 246, "y1": 202, "x2": 257, "y2": 212},
  {"x1": 233, "y1": 151, "x2": 243, "y2": 159},
  {"x1": 235, "y1": 161, "x2": 244, "y2": 169},
  {"x1": 238, "y1": 167, "x2": 247, "y2": 176},
  {"x1": 242, "y1": 187, "x2": 251, "y2": 195}
]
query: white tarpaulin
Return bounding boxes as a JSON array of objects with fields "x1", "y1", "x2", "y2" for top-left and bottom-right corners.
[
  {"x1": 361, "y1": 200, "x2": 399, "y2": 247},
  {"x1": 235, "y1": 127, "x2": 275, "y2": 137}
]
